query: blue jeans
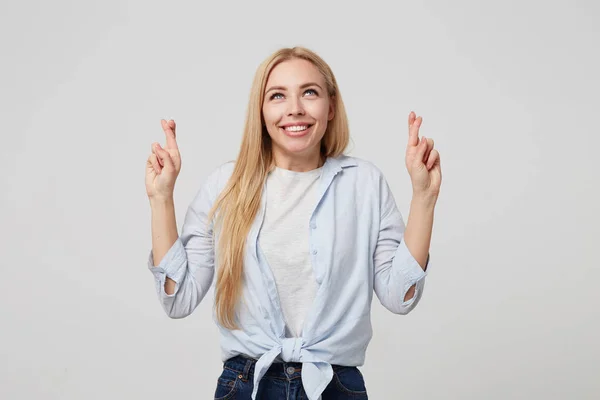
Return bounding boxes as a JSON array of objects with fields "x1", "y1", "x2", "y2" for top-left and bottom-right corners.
[{"x1": 214, "y1": 354, "x2": 368, "y2": 399}]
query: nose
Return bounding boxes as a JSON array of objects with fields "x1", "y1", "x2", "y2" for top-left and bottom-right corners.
[{"x1": 286, "y1": 96, "x2": 305, "y2": 116}]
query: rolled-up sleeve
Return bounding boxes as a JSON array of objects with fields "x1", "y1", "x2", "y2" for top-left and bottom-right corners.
[
  {"x1": 373, "y1": 173, "x2": 430, "y2": 315},
  {"x1": 147, "y1": 165, "x2": 225, "y2": 319}
]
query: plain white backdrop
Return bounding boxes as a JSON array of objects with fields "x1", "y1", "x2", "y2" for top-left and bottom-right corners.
[{"x1": 1, "y1": 0, "x2": 598, "y2": 398}]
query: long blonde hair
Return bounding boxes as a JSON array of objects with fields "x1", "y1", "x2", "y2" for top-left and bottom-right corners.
[{"x1": 208, "y1": 47, "x2": 350, "y2": 329}]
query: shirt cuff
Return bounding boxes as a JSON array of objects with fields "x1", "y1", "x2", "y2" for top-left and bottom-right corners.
[
  {"x1": 394, "y1": 239, "x2": 429, "y2": 303},
  {"x1": 147, "y1": 238, "x2": 188, "y2": 286}
]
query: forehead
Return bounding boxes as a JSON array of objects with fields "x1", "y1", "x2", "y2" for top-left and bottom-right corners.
[{"x1": 265, "y1": 58, "x2": 324, "y2": 88}]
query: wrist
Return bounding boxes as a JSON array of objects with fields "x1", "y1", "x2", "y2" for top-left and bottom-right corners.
[
  {"x1": 149, "y1": 195, "x2": 174, "y2": 208},
  {"x1": 411, "y1": 192, "x2": 438, "y2": 208}
]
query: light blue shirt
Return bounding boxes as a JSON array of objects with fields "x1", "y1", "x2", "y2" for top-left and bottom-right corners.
[{"x1": 148, "y1": 155, "x2": 430, "y2": 400}]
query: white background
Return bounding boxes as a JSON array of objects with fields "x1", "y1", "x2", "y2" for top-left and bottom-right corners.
[{"x1": 1, "y1": 0, "x2": 598, "y2": 398}]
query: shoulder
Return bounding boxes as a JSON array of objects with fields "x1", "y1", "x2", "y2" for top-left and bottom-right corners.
[
  {"x1": 333, "y1": 155, "x2": 395, "y2": 204},
  {"x1": 197, "y1": 160, "x2": 236, "y2": 198},
  {"x1": 209, "y1": 160, "x2": 236, "y2": 185},
  {"x1": 206, "y1": 160, "x2": 235, "y2": 183},
  {"x1": 334, "y1": 154, "x2": 387, "y2": 182}
]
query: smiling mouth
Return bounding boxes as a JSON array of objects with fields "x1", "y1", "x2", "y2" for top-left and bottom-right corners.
[{"x1": 281, "y1": 124, "x2": 313, "y2": 133}]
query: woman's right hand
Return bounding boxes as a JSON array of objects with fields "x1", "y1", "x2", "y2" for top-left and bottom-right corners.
[{"x1": 146, "y1": 119, "x2": 182, "y2": 200}]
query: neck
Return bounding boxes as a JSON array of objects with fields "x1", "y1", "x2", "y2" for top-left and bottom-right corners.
[{"x1": 272, "y1": 150, "x2": 324, "y2": 172}]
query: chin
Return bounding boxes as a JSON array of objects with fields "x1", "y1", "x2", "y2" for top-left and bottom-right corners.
[
  {"x1": 275, "y1": 139, "x2": 320, "y2": 157},
  {"x1": 282, "y1": 145, "x2": 315, "y2": 156}
]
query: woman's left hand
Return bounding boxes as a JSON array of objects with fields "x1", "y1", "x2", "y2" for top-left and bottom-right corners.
[{"x1": 405, "y1": 111, "x2": 442, "y2": 200}]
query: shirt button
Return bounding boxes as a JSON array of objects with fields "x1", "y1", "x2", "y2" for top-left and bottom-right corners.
[
  {"x1": 310, "y1": 222, "x2": 316, "y2": 229},
  {"x1": 287, "y1": 366, "x2": 295, "y2": 374},
  {"x1": 312, "y1": 249, "x2": 318, "y2": 255}
]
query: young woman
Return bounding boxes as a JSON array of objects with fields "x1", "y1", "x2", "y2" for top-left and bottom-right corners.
[{"x1": 145, "y1": 47, "x2": 441, "y2": 400}]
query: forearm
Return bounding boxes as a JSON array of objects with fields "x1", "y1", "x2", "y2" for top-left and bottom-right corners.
[
  {"x1": 404, "y1": 194, "x2": 436, "y2": 270},
  {"x1": 150, "y1": 196, "x2": 179, "y2": 294},
  {"x1": 402, "y1": 195, "x2": 435, "y2": 301}
]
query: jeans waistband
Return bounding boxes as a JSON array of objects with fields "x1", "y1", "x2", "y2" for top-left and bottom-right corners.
[
  {"x1": 223, "y1": 354, "x2": 303, "y2": 381},
  {"x1": 223, "y1": 354, "x2": 349, "y2": 381}
]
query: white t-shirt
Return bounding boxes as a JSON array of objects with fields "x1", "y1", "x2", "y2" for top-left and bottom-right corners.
[{"x1": 258, "y1": 165, "x2": 322, "y2": 337}]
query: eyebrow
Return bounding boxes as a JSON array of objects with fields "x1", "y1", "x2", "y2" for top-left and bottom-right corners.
[{"x1": 265, "y1": 82, "x2": 323, "y2": 93}]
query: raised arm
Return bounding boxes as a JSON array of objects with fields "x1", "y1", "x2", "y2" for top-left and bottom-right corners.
[{"x1": 145, "y1": 118, "x2": 220, "y2": 318}]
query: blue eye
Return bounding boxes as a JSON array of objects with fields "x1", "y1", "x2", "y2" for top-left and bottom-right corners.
[{"x1": 269, "y1": 88, "x2": 318, "y2": 100}]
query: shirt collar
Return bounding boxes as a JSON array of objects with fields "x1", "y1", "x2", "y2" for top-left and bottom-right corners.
[{"x1": 322, "y1": 154, "x2": 357, "y2": 174}]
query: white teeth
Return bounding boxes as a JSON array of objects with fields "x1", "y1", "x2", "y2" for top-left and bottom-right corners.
[{"x1": 284, "y1": 125, "x2": 309, "y2": 132}]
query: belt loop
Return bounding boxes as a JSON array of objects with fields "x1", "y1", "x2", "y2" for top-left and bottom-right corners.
[{"x1": 242, "y1": 357, "x2": 253, "y2": 381}]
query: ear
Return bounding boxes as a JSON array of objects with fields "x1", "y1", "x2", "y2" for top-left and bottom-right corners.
[{"x1": 328, "y1": 96, "x2": 335, "y2": 121}]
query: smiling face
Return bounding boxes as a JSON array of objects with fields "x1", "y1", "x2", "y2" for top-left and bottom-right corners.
[{"x1": 262, "y1": 58, "x2": 334, "y2": 171}]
